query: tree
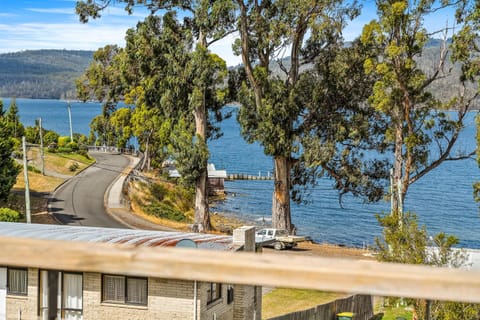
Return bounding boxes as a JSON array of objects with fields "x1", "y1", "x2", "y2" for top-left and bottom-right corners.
[
  {"x1": 76, "y1": 2, "x2": 231, "y2": 231},
  {"x1": 375, "y1": 212, "x2": 480, "y2": 320},
  {"x1": 235, "y1": 0, "x2": 359, "y2": 232},
  {"x1": 4, "y1": 98, "x2": 24, "y2": 140},
  {"x1": 360, "y1": 0, "x2": 477, "y2": 216},
  {"x1": 0, "y1": 99, "x2": 19, "y2": 202},
  {"x1": 453, "y1": 2, "x2": 480, "y2": 205},
  {"x1": 295, "y1": 39, "x2": 390, "y2": 205}
]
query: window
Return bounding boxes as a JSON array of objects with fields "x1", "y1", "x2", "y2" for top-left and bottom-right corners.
[
  {"x1": 227, "y1": 285, "x2": 234, "y2": 304},
  {"x1": 7, "y1": 268, "x2": 27, "y2": 295},
  {"x1": 207, "y1": 283, "x2": 222, "y2": 305},
  {"x1": 102, "y1": 275, "x2": 147, "y2": 306},
  {"x1": 39, "y1": 270, "x2": 83, "y2": 320}
]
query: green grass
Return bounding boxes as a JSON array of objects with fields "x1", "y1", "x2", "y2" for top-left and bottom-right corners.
[
  {"x1": 375, "y1": 299, "x2": 413, "y2": 320},
  {"x1": 262, "y1": 288, "x2": 344, "y2": 319}
]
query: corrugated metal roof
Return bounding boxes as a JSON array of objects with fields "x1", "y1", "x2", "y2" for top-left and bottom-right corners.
[{"x1": 0, "y1": 222, "x2": 233, "y2": 251}]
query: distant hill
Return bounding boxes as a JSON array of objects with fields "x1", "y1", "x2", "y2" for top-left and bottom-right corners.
[{"x1": 0, "y1": 50, "x2": 93, "y2": 100}]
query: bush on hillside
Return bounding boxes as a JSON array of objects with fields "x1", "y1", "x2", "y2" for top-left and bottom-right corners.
[
  {"x1": 0, "y1": 208, "x2": 21, "y2": 222},
  {"x1": 58, "y1": 136, "x2": 71, "y2": 147},
  {"x1": 145, "y1": 203, "x2": 187, "y2": 222}
]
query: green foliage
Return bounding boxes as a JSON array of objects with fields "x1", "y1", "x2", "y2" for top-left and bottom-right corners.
[
  {"x1": 67, "y1": 142, "x2": 79, "y2": 152},
  {"x1": 0, "y1": 101, "x2": 20, "y2": 202},
  {"x1": 43, "y1": 131, "x2": 59, "y2": 145},
  {"x1": 27, "y1": 165, "x2": 41, "y2": 174},
  {"x1": 236, "y1": 0, "x2": 360, "y2": 230},
  {"x1": 0, "y1": 207, "x2": 21, "y2": 222},
  {"x1": 142, "y1": 181, "x2": 193, "y2": 222},
  {"x1": 145, "y1": 203, "x2": 186, "y2": 222},
  {"x1": 69, "y1": 162, "x2": 79, "y2": 172},
  {"x1": 58, "y1": 136, "x2": 71, "y2": 148},
  {"x1": 360, "y1": 0, "x2": 476, "y2": 213},
  {"x1": 4, "y1": 98, "x2": 24, "y2": 139},
  {"x1": 0, "y1": 50, "x2": 93, "y2": 99},
  {"x1": 169, "y1": 120, "x2": 210, "y2": 187},
  {"x1": 375, "y1": 212, "x2": 479, "y2": 319},
  {"x1": 297, "y1": 39, "x2": 390, "y2": 204}
]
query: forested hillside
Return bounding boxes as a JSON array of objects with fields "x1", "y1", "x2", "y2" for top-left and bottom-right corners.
[
  {"x1": 0, "y1": 50, "x2": 93, "y2": 99},
  {"x1": 0, "y1": 42, "x2": 474, "y2": 102}
]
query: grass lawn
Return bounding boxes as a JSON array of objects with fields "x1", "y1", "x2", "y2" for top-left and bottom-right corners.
[
  {"x1": 262, "y1": 288, "x2": 345, "y2": 319},
  {"x1": 375, "y1": 298, "x2": 413, "y2": 320},
  {"x1": 27, "y1": 147, "x2": 95, "y2": 176},
  {"x1": 14, "y1": 170, "x2": 64, "y2": 193}
]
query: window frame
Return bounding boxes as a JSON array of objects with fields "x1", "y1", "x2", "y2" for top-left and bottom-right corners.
[
  {"x1": 37, "y1": 270, "x2": 84, "y2": 319},
  {"x1": 7, "y1": 267, "x2": 28, "y2": 296},
  {"x1": 102, "y1": 274, "x2": 148, "y2": 306},
  {"x1": 206, "y1": 282, "x2": 222, "y2": 305}
]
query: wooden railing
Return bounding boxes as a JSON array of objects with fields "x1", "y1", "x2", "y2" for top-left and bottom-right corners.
[{"x1": 2, "y1": 235, "x2": 480, "y2": 303}]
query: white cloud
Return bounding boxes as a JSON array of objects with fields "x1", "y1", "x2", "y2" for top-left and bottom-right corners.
[
  {"x1": 209, "y1": 32, "x2": 242, "y2": 67},
  {"x1": 0, "y1": 22, "x2": 131, "y2": 53},
  {"x1": 27, "y1": 8, "x2": 75, "y2": 15}
]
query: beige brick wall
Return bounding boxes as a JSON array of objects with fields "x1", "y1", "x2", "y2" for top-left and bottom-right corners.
[
  {"x1": 6, "y1": 268, "x2": 38, "y2": 320},
  {"x1": 83, "y1": 273, "x2": 197, "y2": 320},
  {"x1": 200, "y1": 282, "x2": 233, "y2": 320},
  {"x1": 3, "y1": 269, "x2": 258, "y2": 320},
  {"x1": 233, "y1": 284, "x2": 261, "y2": 320}
]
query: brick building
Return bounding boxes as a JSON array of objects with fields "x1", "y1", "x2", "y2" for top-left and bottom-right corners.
[{"x1": 0, "y1": 223, "x2": 261, "y2": 320}]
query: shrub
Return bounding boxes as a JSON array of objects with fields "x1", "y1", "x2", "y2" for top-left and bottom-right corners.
[
  {"x1": 69, "y1": 162, "x2": 79, "y2": 172},
  {"x1": 67, "y1": 142, "x2": 79, "y2": 151},
  {"x1": 0, "y1": 208, "x2": 21, "y2": 222},
  {"x1": 58, "y1": 136, "x2": 71, "y2": 148},
  {"x1": 44, "y1": 131, "x2": 60, "y2": 145},
  {"x1": 77, "y1": 149, "x2": 90, "y2": 159},
  {"x1": 57, "y1": 147, "x2": 72, "y2": 153},
  {"x1": 27, "y1": 165, "x2": 41, "y2": 174},
  {"x1": 145, "y1": 203, "x2": 187, "y2": 222}
]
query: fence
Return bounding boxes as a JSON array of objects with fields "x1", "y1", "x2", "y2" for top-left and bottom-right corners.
[
  {"x1": 267, "y1": 294, "x2": 373, "y2": 320},
  {"x1": 1, "y1": 235, "x2": 480, "y2": 305}
]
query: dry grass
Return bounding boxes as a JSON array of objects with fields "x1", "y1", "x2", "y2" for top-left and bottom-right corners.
[
  {"x1": 14, "y1": 170, "x2": 64, "y2": 193},
  {"x1": 262, "y1": 288, "x2": 346, "y2": 319},
  {"x1": 27, "y1": 148, "x2": 94, "y2": 176},
  {"x1": 130, "y1": 200, "x2": 191, "y2": 231}
]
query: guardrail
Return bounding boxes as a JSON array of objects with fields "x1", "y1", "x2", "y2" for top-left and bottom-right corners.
[{"x1": 1, "y1": 235, "x2": 480, "y2": 304}]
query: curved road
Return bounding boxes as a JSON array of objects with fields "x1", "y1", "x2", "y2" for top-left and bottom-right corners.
[{"x1": 49, "y1": 152, "x2": 129, "y2": 228}]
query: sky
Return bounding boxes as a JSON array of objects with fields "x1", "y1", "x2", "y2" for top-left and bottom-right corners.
[{"x1": 0, "y1": 0, "x2": 457, "y2": 67}]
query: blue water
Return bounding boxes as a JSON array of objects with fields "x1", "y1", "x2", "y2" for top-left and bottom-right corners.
[{"x1": 5, "y1": 98, "x2": 480, "y2": 248}]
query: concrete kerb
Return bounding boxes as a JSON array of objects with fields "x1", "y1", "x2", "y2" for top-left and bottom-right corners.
[{"x1": 103, "y1": 154, "x2": 141, "y2": 229}]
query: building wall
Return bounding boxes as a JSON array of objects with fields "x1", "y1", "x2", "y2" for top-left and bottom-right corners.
[
  {"x1": 200, "y1": 282, "x2": 233, "y2": 320},
  {"x1": 233, "y1": 284, "x2": 261, "y2": 320},
  {"x1": 6, "y1": 268, "x2": 38, "y2": 320},
  {"x1": 83, "y1": 273, "x2": 197, "y2": 320}
]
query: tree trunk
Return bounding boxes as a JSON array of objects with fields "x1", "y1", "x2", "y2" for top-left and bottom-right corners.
[
  {"x1": 392, "y1": 118, "x2": 404, "y2": 216},
  {"x1": 193, "y1": 83, "x2": 211, "y2": 232},
  {"x1": 272, "y1": 156, "x2": 293, "y2": 233},
  {"x1": 194, "y1": 169, "x2": 210, "y2": 232}
]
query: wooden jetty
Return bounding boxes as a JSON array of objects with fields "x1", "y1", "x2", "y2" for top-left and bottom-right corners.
[{"x1": 227, "y1": 173, "x2": 273, "y2": 180}]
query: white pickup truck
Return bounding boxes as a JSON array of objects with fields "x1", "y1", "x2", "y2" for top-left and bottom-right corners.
[{"x1": 255, "y1": 228, "x2": 307, "y2": 250}]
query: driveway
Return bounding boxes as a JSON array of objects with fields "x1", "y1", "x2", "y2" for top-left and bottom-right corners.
[{"x1": 49, "y1": 152, "x2": 130, "y2": 228}]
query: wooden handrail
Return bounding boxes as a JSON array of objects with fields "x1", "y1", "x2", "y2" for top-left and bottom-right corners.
[{"x1": 1, "y1": 235, "x2": 480, "y2": 303}]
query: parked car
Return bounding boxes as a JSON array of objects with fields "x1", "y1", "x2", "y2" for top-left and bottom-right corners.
[{"x1": 255, "y1": 228, "x2": 307, "y2": 250}]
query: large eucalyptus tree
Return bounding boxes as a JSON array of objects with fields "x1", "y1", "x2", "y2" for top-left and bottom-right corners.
[
  {"x1": 360, "y1": 0, "x2": 477, "y2": 216},
  {"x1": 76, "y1": 0, "x2": 232, "y2": 231},
  {"x1": 234, "y1": 0, "x2": 359, "y2": 233}
]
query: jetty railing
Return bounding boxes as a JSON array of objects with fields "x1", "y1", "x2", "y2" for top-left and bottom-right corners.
[{"x1": 1, "y1": 235, "x2": 480, "y2": 304}]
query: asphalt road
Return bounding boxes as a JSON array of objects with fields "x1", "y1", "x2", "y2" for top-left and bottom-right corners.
[{"x1": 49, "y1": 152, "x2": 130, "y2": 228}]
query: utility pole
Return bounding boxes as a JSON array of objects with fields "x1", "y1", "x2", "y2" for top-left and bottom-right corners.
[
  {"x1": 38, "y1": 118, "x2": 45, "y2": 175},
  {"x1": 67, "y1": 101, "x2": 74, "y2": 142},
  {"x1": 22, "y1": 136, "x2": 31, "y2": 224}
]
